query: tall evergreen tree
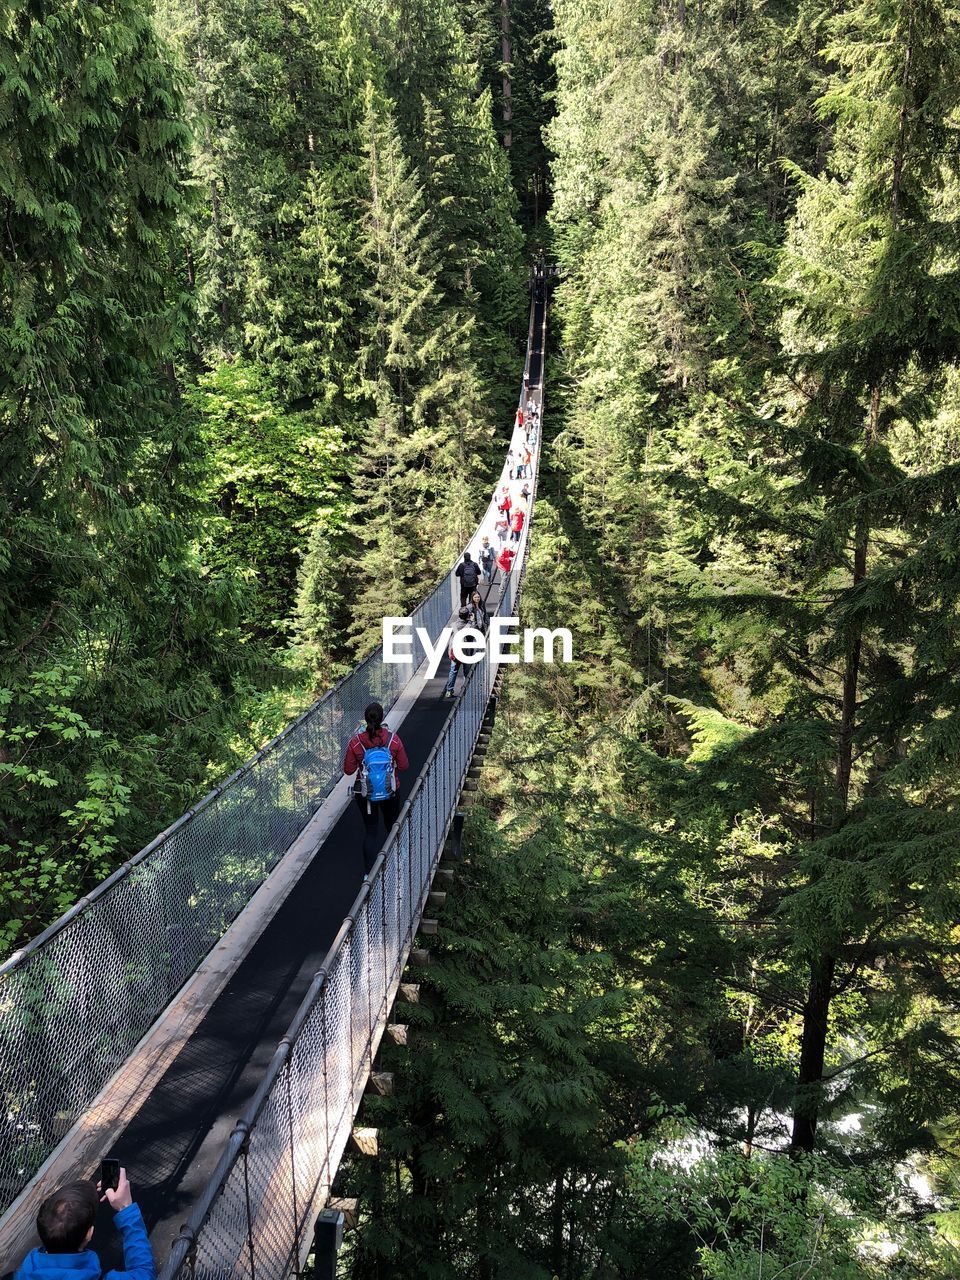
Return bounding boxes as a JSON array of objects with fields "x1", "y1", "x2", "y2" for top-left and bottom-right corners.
[
  {"x1": 0, "y1": 0, "x2": 252, "y2": 948},
  {"x1": 360, "y1": 0, "x2": 527, "y2": 412},
  {"x1": 156, "y1": 0, "x2": 372, "y2": 406},
  {"x1": 756, "y1": 0, "x2": 960, "y2": 1152},
  {"x1": 349, "y1": 90, "x2": 479, "y2": 650}
]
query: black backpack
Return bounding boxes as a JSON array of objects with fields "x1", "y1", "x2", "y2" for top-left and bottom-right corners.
[{"x1": 461, "y1": 560, "x2": 479, "y2": 588}]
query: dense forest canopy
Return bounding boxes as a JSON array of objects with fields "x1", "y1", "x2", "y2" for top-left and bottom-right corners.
[{"x1": 4, "y1": 0, "x2": 960, "y2": 1274}]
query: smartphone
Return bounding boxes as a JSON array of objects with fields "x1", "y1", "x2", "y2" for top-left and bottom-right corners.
[{"x1": 100, "y1": 1158, "x2": 120, "y2": 1193}]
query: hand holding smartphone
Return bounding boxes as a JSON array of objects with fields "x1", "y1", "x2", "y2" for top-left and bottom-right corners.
[
  {"x1": 97, "y1": 1159, "x2": 132, "y2": 1211},
  {"x1": 99, "y1": 1158, "x2": 121, "y2": 1194}
]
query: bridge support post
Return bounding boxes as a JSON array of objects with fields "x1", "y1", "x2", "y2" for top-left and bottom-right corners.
[
  {"x1": 447, "y1": 810, "x2": 466, "y2": 860},
  {"x1": 310, "y1": 1208, "x2": 344, "y2": 1280}
]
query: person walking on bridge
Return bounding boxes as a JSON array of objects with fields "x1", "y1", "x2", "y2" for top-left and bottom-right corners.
[
  {"x1": 469, "y1": 589, "x2": 489, "y2": 635},
  {"x1": 343, "y1": 702, "x2": 409, "y2": 874},
  {"x1": 479, "y1": 537, "x2": 496, "y2": 584},
  {"x1": 455, "y1": 551, "x2": 481, "y2": 605},
  {"x1": 497, "y1": 544, "x2": 516, "y2": 575},
  {"x1": 443, "y1": 606, "x2": 474, "y2": 699}
]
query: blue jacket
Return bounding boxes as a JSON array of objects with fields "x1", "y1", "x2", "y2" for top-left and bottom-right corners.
[{"x1": 14, "y1": 1204, "x2": 155, "y2": 1280}]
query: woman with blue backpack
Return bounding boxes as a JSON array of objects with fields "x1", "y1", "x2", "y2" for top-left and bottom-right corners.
[{"x1": 342, "y1": 702, "x2": 410, "y2": 873}]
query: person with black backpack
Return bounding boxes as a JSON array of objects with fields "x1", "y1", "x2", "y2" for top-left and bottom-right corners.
[
  {"x1": 455, "y1": 551, "x2": 480, "y2": 605},
  {"x1": 342, "y1": 702, "x2": 410, "y2": 873}
]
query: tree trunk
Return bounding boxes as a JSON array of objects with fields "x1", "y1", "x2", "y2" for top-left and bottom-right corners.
[
  {"x1": 790, "y1": 952, "x2": 836, "y2": 1151},
  {"x1": 791, "y1": 385, "x2": 877, "y2": 1153},
  {"x1": 550, "y1": 1171, "x2": 564, "y2": 1276},
  {"x1": 500, "y1": 0, "x2": 513, "y2": 149}
]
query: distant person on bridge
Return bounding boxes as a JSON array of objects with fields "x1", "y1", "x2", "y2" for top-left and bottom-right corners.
[
  {"x1": 455, "y1": 551, "x2": 480, "y2": 606},
  {"x1": 479, "y1": 537, "x2": 496, "y2": 584},
  {"x1": 498, "y1": 486, "x2": 511, "y2": 521},
  {"x1": 15, "y1": 1167, "x2": 154, "y2": 1280},
  {"x1": 510, "y1": 508, "x2": 525, "y2": 542},
  {"x1": 443, "y1": 606, "x2": 474, "y2": 699},
  {"x1": 494, "y1": 514, "x2": 509, "y2": 546},
  {"x1": 497, "y1": 545, "x2": 516, "y2": 575},
  {"x1": 469, "y1": 589, "x2": 489, "y2": 635},
  {"x1": 343, "y1": 702, "x2": 409, "y2": 874}
]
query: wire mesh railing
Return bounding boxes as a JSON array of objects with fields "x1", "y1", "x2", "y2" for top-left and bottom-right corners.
[
  {"x1": 159, "y1": 274, "x2": 547, "y2": 1280},
  {"x1": 0, "y1": 284, "x2": 543, "y2": 1212}
]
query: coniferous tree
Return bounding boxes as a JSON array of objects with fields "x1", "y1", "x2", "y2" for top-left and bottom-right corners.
[
  {"x1": 157, "y1": 0, "x2": 372, "y2": 405},
  {"x1": 361, "y1": 0, "x2": 527, "y2": 413},
  {"x1": 0, "y1": 0, "x2": 252, "y2": 948},
  {"x1": 747, "y1": 0, "x2": 960, "y2": 1153},
  {"x1": 349, "y1": 88, "x2": 500, "y2": 651},
  {"x1": 350, "y1": 92, "x2": 453, "y2": 647}
]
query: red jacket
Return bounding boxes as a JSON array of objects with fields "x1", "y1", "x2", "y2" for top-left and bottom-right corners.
[
  {"x1": 497, "y1": 546, "x2": 516, "y2": 573},
  {"x1": 498, "y1": 494, "x2": 511, "y2": 516},
  {"x1": 511, "y1": 509, "x2": 525, "y2": 532},
  {"x1": 343, "y1": 727, "x2": 409, "y2": 777}
]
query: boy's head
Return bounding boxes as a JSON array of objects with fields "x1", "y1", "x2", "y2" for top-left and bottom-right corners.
[{"x1": 37, "y1": 1181, "x2": 98, "y2": 1253}]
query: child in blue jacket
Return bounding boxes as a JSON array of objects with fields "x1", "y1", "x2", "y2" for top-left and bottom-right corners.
[{"x1": 15, "y1": 1167, "x2": 154, "y2": 1280}]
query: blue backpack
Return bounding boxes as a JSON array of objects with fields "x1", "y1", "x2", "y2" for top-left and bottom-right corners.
[{"x1": 359, "y1": 733, "x2": 397, "y2": 803}]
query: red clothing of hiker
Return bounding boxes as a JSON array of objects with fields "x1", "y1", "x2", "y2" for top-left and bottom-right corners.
[
  {"x1": 497, "y1": 546, "x2": 516, "y2": 574},
  {"x1": 342, "y1": 727, "x2": 409, "y2": 778},
  {"x1": 511, "y1": 508, "x2": 525, "y2": 534}
]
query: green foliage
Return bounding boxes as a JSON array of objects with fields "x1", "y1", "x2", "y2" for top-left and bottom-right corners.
[
  {"x1": 625, "y1": 1115, "x2": 958, "y2": 1278},
  {"x1": 348, "y1": 806, "x2": 656, "y2": 1279},
  {"x1": 188, "y1": 359, "x2": 347, "y2": 639},
  {"x1": 0, "y1": 0, "x2": 529, "y2": 959},
  {"x1": 0, "y1": 0, "x2": 258, "y2": 948}
]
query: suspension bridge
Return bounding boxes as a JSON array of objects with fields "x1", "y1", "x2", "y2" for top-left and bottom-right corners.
[{"x1": 0, "y1": 272, "x2": 551, "y2": 1279}]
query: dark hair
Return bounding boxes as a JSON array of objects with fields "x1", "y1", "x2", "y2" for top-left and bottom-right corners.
[
  {"x1": 458, "y1": 606, "x2": 472, "y2": 621},
  {"x1": 364, "y1": 701, "x2": 385, "y2": 744},
  {"x1": 463, "y1": 551, "x2": 472, "y2": 561},
  {"x1": 37, "y1": 1182, "x2": 98, "y2": 1253}
]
